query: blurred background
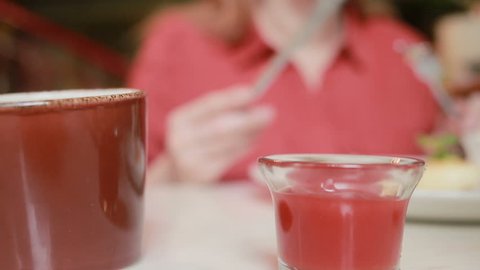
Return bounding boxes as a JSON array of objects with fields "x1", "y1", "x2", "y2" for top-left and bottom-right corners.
[{"x1": 0, "y1": 0, "x2": 478, "y2": 93}]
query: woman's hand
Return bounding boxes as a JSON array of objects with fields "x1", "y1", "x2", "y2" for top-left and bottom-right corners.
[{"x1": 163, "y1": 86, "x2": 275, "y2": 183}]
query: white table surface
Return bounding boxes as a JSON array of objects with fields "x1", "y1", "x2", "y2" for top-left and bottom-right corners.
[{"x1": 129, "y1": 182, "x2": 480, "y2": 270}]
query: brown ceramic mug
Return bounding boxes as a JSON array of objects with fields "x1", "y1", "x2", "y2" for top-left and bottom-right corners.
[{"x1": 0, "y1": 89, "x2": 146, "y2": 270}]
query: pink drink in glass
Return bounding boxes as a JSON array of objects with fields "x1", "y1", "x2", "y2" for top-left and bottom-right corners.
[
  {"x1": 259, "y1": 154, "x2": 424, "y2": 270},
  {"x1": 274, "y1": 188, "x2": 408, "y2": 270}
]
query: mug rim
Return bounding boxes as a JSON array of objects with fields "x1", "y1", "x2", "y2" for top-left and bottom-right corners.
[
  {"x1": 0, "y1": 88, "x2": 144, "y2": 112},
  {"x1": 258, "y1": 153, "x2": 425, "y2": 170}
]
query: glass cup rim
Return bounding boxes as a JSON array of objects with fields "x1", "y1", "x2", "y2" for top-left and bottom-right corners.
[
  {"x1": 0, "y1": 88, "x2": 144, "y2": 112},
  {"x1": 258, "y1": 153, "x2": 425, "y2": 170}
]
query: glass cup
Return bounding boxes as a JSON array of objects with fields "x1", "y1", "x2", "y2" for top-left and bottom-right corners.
[
  {"x1": 258, "y1": 154, "x2": 425, "y2": 270},
  {"x1": 0, "y1": 89, "x2": 146, "y2": 270}
]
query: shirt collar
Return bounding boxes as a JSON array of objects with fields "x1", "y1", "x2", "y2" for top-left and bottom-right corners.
[{"x1": 231, "y1": 6, "x2": 367, "y2": 69}]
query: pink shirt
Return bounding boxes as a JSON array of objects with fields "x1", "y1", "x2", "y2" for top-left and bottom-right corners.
[{"x1": 129, "y1": 10, "x2": 439, "y2": 180}]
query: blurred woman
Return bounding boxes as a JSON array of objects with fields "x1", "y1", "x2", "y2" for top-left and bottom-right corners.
[{"x1": 129, "y1": 0, "x2": 441, "y2": 183}]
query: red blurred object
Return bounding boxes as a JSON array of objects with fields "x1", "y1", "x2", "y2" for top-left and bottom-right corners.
[{"x1": 0, "y1": 0, "x2": 129, "y2": 92}]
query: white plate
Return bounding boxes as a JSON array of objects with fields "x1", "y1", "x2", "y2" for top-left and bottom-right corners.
[{"x1": 407, "y1": 189, "x2": 480, "y2": 222}]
